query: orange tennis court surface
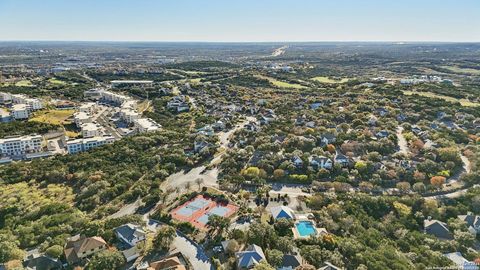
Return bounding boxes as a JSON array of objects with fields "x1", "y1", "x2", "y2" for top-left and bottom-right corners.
[{"x1": 171, "y1": 195, "x2": 238, "y2": 229}]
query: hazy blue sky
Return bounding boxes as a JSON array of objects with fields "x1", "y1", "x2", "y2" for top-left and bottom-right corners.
[{"x1": 1, "y1": 0, "x2": 479, "y2": 42}]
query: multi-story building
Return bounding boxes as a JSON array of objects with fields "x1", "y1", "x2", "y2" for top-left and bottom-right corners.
[
  {"x1": 120, "y1": 108, "x2": 140, "y2": 124},
  {"x1": 11, "y1": 94, "x2": 43, "y2": 111},
  {"x1": 73, "y1": 111, "x2": 91, "y2": 128},
  {"x1": 101, "y1": 90, "x2": 131, "y2": 105},
  {"x1": 78, "y1": 102, "x2": 97, "y2": 115},
  {"x1": 12, "y1": 104, "x2": 29, "y2": 120},
  {"x1": 0, "y1": 92, "x2": 12, "y2": 103},
  {"x1": 0, "y1": 108, "x2": 12, "y2": 122},
  {"x1": 0, "y1": 135, "x2": 42, "y2": 157},
  {"x1": 133, "y1": 118, "x2": 161, "y2": 133},
  {"x1": 66, "y1": 136, "x2": 115, "y2": 154},
  {"x1": 81, "y1": 122, "x2": 103, "y2": 138}
]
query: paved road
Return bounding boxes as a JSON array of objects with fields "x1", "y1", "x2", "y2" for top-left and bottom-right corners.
[
  {"x1": 161, "y1": 117, "x2": 256, "y2": 193},
  {"x1": 396, "y1": 126, "x2": 409, "y2": 155},
  {"x1": 271, "y1": 45, "x2": 288, "y2": 57},
  {"x1": 143, "y1": 219, "x2": 213, "y2": 270}
]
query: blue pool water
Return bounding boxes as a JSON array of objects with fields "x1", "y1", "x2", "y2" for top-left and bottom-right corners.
[{"x1": 295, "y1": 221, "x2": 316, "y2": 237}]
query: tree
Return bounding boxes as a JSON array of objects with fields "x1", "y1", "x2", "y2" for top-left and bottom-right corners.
[
  {"x1": 153, "y1": 225, "x2": 176, "y2": 251},
  {"x1": 295, "y1": 264, "x2": 316, "y2": 270},
  {"x1": 253, "y1": 260, "x2": 275, "y2": 270},
  {"x1": 86, "y1": 250, "x2": 125, "y2": 270},
  {"x1": 247, "y1": 223, "x2": 278, "y2": 249},
  {"x1": 430, "y1": 176, "x2": 446, "y2": 189},
  {"x1": 273, "y1": 169, "x2": 285, "y2": 180},
  {"x1": 413, "y1": 182, "x2": 426, "y2": 193},
  {"x1": 0, "y1": 241, "x2": 25, "y2": 263},
  {"x1": 326, "y1": 144, "x2": 336, "y2": 153},
  {"x1": 45, "y1": 245, "x2": 63, "y2": 259},
  {"x1": 266, "y1": 249, "x2": 283, "y2": 267},
  {"x1": 208, "y1": 215, "x2": 230, "y2": 235},
  {"x1": 396, "y1": 182, "x2": 411, "y2": 193},
  {"x1": 225, "y1": 239, "x2": 239, "y2": 255},
  {"x1": 274, "y1": 218, "x2": 294, "y2": 236}
]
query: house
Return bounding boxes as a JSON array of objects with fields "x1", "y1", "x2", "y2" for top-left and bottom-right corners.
[
  {"x1": 310, "y1": 102, "x2": 322, "y2": 110},
  {"x1": 194, "y1": 140, "x2": 209, "y2": 153},
  {"x1": 277, "y1": 254, "x2": 302, "y2": 270},
  {"x1": 270, "y1": 206, "x2": 295, "y2": 220},
  {"x1": 310, "y1": 156, "x2": 333, "y2": 170},
  {"x1": 444, "y1": 252, "x2": 478, "y2": 270},
  {"x1": 367, "y1": 115, "x2": 377, "y2": 126},
  {"x1": 197, "y1": 125, "x2": 215, "y2": 136},
  {"x1": 121, "y1": 245, "x2": 142, "y2": 263},
  {"x1": 23, "y1": 254, "x2": 63, "y2": 270},
  {"x1": 244, "y1": 122, "x2": 259, "y2": 132},
  {"x1": 458, "y1": 213, "x2": 480, "y2": 235},
  {"x1": 375, "y1": 130, "x2": 389, "y2": 139},
  {"x1": 375, "y1": 107, "x2": 389, "y2": 117},
  {"x1": 148, "y1": 253, "x2": 188, "y2": 270},
  {"x1": 64, "y1": 235, "x2": 107, "y2": 265},
  {"x1": 318, "y1": 262, "x2": 342, "y2": 270},
  {"x1": 212, "y1": 120, "x2": 226, "y2": 131},
  {"x1": 236, "y1": 244, "x2": 266, "y2": 269},
  {"x1": 291, "y1": 156, "x2": 303, "y2": 168},
  {"x1": 115, "y1": 223, "x2": 146, "y2": 247},
  {"x1": 424, "y1": 219, "x2": 453, "y2": 240},
  {"x1": 334, "y1": 153, "x2": 350, "y2": 167},
  {"x1": 319, "y1": 134, "x2": 336, "y2": 146},
  {"x1": 167, "y1": 95, "x2": 190, "y2": 113}
]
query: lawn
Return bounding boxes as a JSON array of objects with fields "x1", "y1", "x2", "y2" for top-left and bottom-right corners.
[
  {"x1": 15, "y1": 80, "x2": 34, "y2": 87},
  {"x1": 403, "y1": 91, "x2": 479, "y2": 107},
  {"x1": 255, "y1": 75, "x2": 306, "y2": 89},
  {"x1": 440, "y1": 66, "x2": 480, "y2": 75},
  {"x1": 311, "y1": 76, "x2": 349, "y2": 84},
  {"x1": 48, "y1": 78, "x2": 68, "y2": 85},
  {"x1": 30, "y1": 109, "x2": 75, "y2": 125}
]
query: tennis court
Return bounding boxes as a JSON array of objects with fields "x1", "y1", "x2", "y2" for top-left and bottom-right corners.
[{"x1": 170, "y1": 195, "x2": 238, "y2": 229}]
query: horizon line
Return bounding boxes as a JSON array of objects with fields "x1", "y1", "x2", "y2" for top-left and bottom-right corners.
[{"x1": 0, "y1": 40, "x2": 479, "y2": 44}]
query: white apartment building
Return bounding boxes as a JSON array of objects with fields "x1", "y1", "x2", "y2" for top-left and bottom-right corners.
[
  {"x1": 12, "y1": 104, "x2": 29, "y2": 120},
  {"x1": 120, "y1": 108, "x2": 140, "y2": 123},
  {"x1": 73, "y1": 112, "x2": 92, "y2": 127},
  {"x1": 101, "y1": 90, "x2": 131, "y2": 105},
  {"x1": 67, "y1": 136, "x2": 115, "y2": 154},
  {"x1": 133, "y1": 118, "x2": 161, "y2": 134},
  {"x1": 0, "y1": 108, "x2": 11, "y2": 122},
  {"x1": 0, "y1": 135, "x2": 43, "y2": 157},
  {"x1": 81, "y1": 122, "x2": 103, "y2": 138},
  {"x1": 11, "y1": 94, "x2": 43, "y2": 111},
  {"x1": 84, "y1": 88, "x2": 104, "y2": 100},
  {"x1": 0, "y1": 92, "x2": 12, "y2": 103},
  {"x1": 78, "y1": 102, "x2": 97, "y2": 115}
]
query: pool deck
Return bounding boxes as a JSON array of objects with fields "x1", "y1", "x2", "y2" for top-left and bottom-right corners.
[{"x1": 292, "y1": 219, "x2": 328, "y2": 239}]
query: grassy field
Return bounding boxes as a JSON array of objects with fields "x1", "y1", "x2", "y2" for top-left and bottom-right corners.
[
  {"x1": 48, "y1": 78, "x2": 68, "y2": 85},
  {"x1": 440, "y1": 66, "x2": 480, "y2": 75},
  {"x1": 255, "y1": 75, "x2": 306, "y2": 89},
  {"x1": 311, "y1": 76, "x2": 349, "y2": 84},
  {"x1": 30, "y1": 109, "x2": 75, "y2": 125},
  {"x1": 403, "y1": 90, "x2": 479, "y2": 107},
  {"x1": 15, "y1": 80, "x2": 34, "y2": 87}
]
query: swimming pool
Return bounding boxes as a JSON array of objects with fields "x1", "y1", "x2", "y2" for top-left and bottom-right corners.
[{"x1": 295, "y1": 221, "x2": 316, "y2": 237}]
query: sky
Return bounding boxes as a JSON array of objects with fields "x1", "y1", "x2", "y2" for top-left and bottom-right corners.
[{"x1": 1, "y1": 0, "x2": 479, "y2": 42}]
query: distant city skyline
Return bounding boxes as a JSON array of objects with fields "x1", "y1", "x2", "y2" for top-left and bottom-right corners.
[{"x1": 1, "y1": 0, "x2": 479, "y2": 42}]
